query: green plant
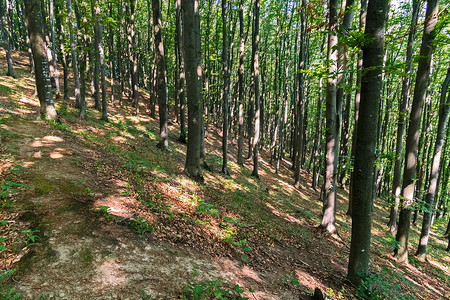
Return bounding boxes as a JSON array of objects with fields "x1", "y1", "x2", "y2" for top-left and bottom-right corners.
[
  {"x1": 140, "y1": 290, "x2": 152, "y2": 299},
  {"x1": 22, "y1": 229, "x2": 39, "y2": 246},
  {"x1": 0, "y1": 269, "x2": 20, "y2": 300},
  {"x1": 129, "y1": 217, "x2": 155, "y2": 237},
  {"x1": 96, "y1": 206, "x2": 112, "y2": 220},
  {"x1": 181, "y1": 266, "x2": 250, "y2": 300},
  {"x1": 281, "y1": 273, "x2": 300, "y2": 287},
  {"x1": 356, "y1": 270, "x2": 415, "y2": 300},
  {"x1": 196, "y1": 201, "x2": 219, "y2": 217}
]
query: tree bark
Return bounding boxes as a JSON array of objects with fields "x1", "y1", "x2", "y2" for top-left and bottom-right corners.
[
  {"x1": 251, "y1": 0, "x2": 260, "y2": 178},
  {"x1": 153, "y1": 0, "x2": 169, "y2": 150},
  {"x1": 24, "y1": 0, "x2": 57, "y2": 120},
  {"x1": 347, "y1": 0, "x2": 388, "y2": 286},
  {"x1": 175, "y1": 0, "x2": 186, "y2": 143},
  {"x1": 0, "y1": 0, "x2": 15, "y2": 78},
  {"x1": 237, "y1": 0, "x2": 245, "y2": 166},
  {"x1": 415, "y1": 66, "x2": 450, "y2": 260},
  {"x1": 320, "y1": 0, "x2": 339, "y2": 233},
  {"x1": 183, "y1": 0, "x2": 203, "y2": 181},
  {"x1": 221, "y1": 0, "x2": 230, "y2": 175},
  {"x1": 395, "y1": 0, "x2": 439, "y2": 264}
]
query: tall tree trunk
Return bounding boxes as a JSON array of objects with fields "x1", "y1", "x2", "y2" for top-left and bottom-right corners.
[
  {"x1": 415, "y1": 66, "x2": 450, "y2": 260},
  {"x1": 183, "y1": 0, "x2": 203, "y2": 182},
  {"x1": 347, "y1": 0, "x2": 388, "y2": 286},
  {"x1": 66, "y1": 0, "x2": 83, "y2": 117},
  {"x1": 129, "y1": 0, "x2": 139, "y2": 114},
  {"x1": 49, "y1": 0, "x2": 59, "y2": 96},
  {"x1": 237, "y1": 0, "x2": 245, "y2": 166},
  {"x1": 395, "y1": 0, "x2": 439, "y2": 264},
  {"x1": 221, "y1": 0, "x2": 230, "y2": 175},
  {"x1": 54, "y1": 1, "x2": 68, "y2": 100},
  {"x1": 108, "y1": 2, "x2": 115, "y2": 105},
  {"x1": 153, "y1": 0, "x2": 169, "y2": 150},
  {"x1": 312, "y1": 34, "x2": 326, "y2": 190},
  {"x1": 175, "y1": 0, "x2": 186, "y2": 143},
  {"x1": 294, "y1": 0, "x2": 306, "y2": 188},
  {"x1": 251, "y1": 0, "x2": 260, "y2": 178},
  {"x1": 24, "y1": 0, "x2": 57, "y2": 119},
  {"x1": 0, "y1": 0, "x2": 15, "y2": 78},
  {"x1": 347, "y1": 0, "x2": 367, "y2": 217},
  {"x1": 320, "y1": 0, "x2": 339, "y2": 233}
]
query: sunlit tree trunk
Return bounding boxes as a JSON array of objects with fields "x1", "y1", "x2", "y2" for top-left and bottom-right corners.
[
  {"x1": 221, "y1": 0, "x2": 230, "y2": 175},
  {"x1": 347, "y1": 0, "x2": 388, "y2": 285},
  {"x1": 183, "y1": 0, "x2": 203, "y2": 182},
  {"x1": 251, "y1": 0, "x2": 260, "y2": 178},
  {"x1": 24, "y1": 0, "x2": 57, "y2": 120},
  {"x1": 395, "y1": 0, "x2": 439, "y2": 264},
  {"x1": 0, "y1": 0, "x2": 15, "y2": 78},
  {"x1": 415, "y1": 66, "x2": 450, "y2": 260},
  {"x1": 320, "y1": 0, "x2": 339, "y2": 233},
  {"x1": 153, "y1": 0, "x2": 169, "y2": 150},
  {"x1": 237, "y1": 0, "x2": 245, "y2": 166}
]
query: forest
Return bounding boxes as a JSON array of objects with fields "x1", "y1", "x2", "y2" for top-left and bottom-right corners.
[{"x1": 0, "y1": 0, "x2": 450, "y2": 298}]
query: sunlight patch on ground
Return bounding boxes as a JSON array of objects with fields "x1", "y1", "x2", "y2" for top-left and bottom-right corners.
[
  {"x1": 295, "y1": 269, "x2": 323, "y2": 292},
  {"x1": 30, "y1": 136, "x2": 64, "y2": 147},
  {"x1": 266, "y1": 202, "x2": 302, "y2": 225},
  {"x1": 95, "y1": 258, "x2": 127, "y2": 288},
  {"x1": 19, "y1": 96, "x2": 39, "y2": 107}
]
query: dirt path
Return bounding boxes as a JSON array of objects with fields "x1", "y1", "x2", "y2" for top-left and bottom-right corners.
[{"x1": 1, "y1": 116, "x2": 300, "y2": 299}]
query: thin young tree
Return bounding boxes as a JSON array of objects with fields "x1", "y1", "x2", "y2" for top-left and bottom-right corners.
[
  {"x1": 415, "y1": 66, "x2": 450, "y2": 260},
  {"x1": 347, "y1": 0, "x2": 388, "y2": 286},
  {"x1": 395, "y1": 0, "x2": 440, "y2": 264},
  {"x1": 237, "y1": 0, "x2": 245, "y2": 166},
  {"x1": 24, "y1": 0, "x2": 57, "y2": 120},
  {"x1": 153, "y1": 0, "x2": 169, "y2": 150},
  {"x1": 251, "y1": 0, "x2": 260, "y2": 178},
  {"x1": 321, "y1": 0, "x2": 339, "y2": 233},
  {"x1": 0, "y1": 0, "x2": 15, "y2": 78},
  {"x1": 221, "y1": 0, "x2": 230, "y2": 175},
  {"x1": 388, "y1": 0, "x2": 420, "y2": 234},
  {"x1": 66, "y1": 0, "x2": 83, "y2": 118},
  {"x1": 183, "y1": 0, "x2": 203, "y2": 182}
]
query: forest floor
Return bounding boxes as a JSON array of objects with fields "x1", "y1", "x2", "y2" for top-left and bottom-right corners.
[{"x1": 0, "y1": 49, "x2": 449, "y2": 300}]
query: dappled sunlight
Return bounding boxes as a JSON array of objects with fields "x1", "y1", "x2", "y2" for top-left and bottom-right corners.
[
  {"x1": 95, "y1": 258, "x2": 127, "y2": 288},
  {"x1": 30, "y1": 136, "x2": 64, "y2": 147},
  {"x1": 18, "y1": 96, "x2": 39, "y2": 107},
  {"x1": 266, "y1": 202, "x2": 302, "y2": 225},
  {"x1": 49, "y1": 147, "x2": 72, "y2": 159}
]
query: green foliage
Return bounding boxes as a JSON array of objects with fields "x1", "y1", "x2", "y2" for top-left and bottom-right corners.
[
  {"x1": 196, "y1": 201, "x2": 219, "y2": 217},
  {"x1": 47, "y1": 119, "x2": 72, "y2": 132},
  {"x1": 181, "y1": 266, "x2": 250, "y2": 300},
  {"x1": 22, "y1": 229, "x2": 40, "y2": 246},
  {"x1": 0, "y1": 85, "x2": 12, "y2": 95},
  {"x1": 281, "y1": 273, "x2": 300, "y2": 287},
  {"x1": 0, "y1": 269, "x2": 20, "y2": 300},
  {"x1": 96, "y1": 206, "x2": 112, "y2": 219},
  {"x1": 356, "y1": 270, "x2": 415, "y2": 300},
  {"x1": 129, "y1": 217, "x2": 155, "y2": 237}
]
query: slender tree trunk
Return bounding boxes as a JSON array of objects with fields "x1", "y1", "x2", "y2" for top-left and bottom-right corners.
[
  {"x1": 49, "y1": 0, "x2": 59, "y2": 96},
  {"x1": 347, "y1": 0, "x2": 388, "y2": 286},
  {"x1": 395, "y1": 0, "x2": 439, "y2": 264},
  {"x1": 24, "y1": 0, "x2": 57, "y2": 119},
  {"x1": 347, "y1": 0, "x2": 367, "y2": 217},
  {"x1": 294, "y1": 0, "x2": 307, "y2": 188},
  {"x1": 176, "y1": 0, "x2": 186, "y2": 143},
  {"x1": 129, "y1": 0, "x2": 139, "y2": 114},
  {"x1": 183, "y1": 0, "x2": 203, "y2": 181},
  {"x1": 237, "y1": 0, "x2": 245, "y2": 166},
  {"x1": 312, "y1": 34, "x2": 326, "y2": 190},
  {"x1": 66, "y1": 0, "x2": 83, "y2": 117},
  {"x1": 221, "y1": 0, "x2": 230, "y2": 175},
  {"x1": 320, "y1": 0, "x2": 339, "y2": 233},
  {"x1": 251, "y1": 0, "x2": 260, "y2": 178},
  {"x1": 55, "y1": 1, "x2": 68, "y2": 101},
  {"x1": 0, "y1": 1, "x2": 15, "y2": 78},
  {"x1": 415, "y1": 66, "x2": 450, "y2": 260},
  {"x1": 153, "y1": 0, "x2": 169, "y2": 150}
]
